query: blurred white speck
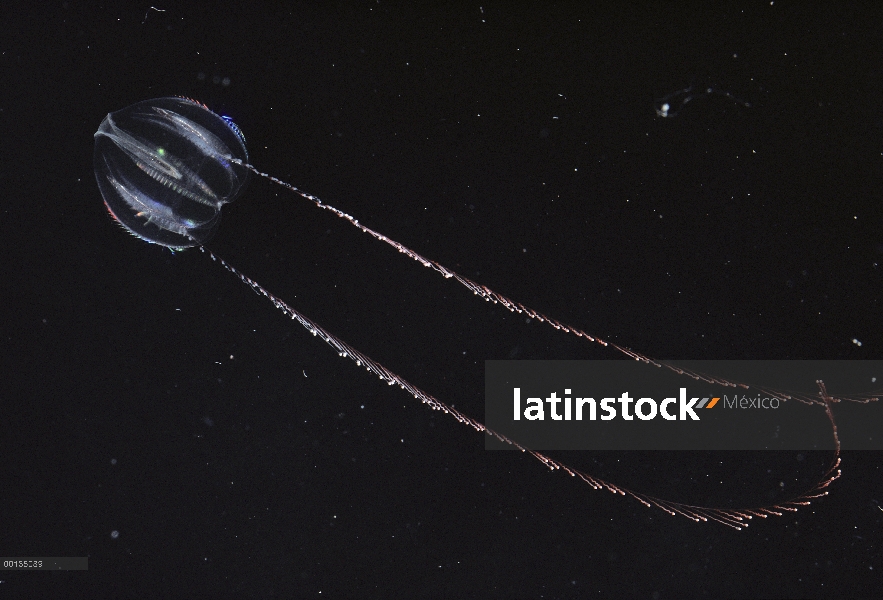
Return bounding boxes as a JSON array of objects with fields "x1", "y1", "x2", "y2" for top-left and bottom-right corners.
[
  {"x1": 110, "y1": 530, "x2": 119, "y2": 539},
  {"x1": 852, "y1": 338, "x2": 862, "y2": 347}
]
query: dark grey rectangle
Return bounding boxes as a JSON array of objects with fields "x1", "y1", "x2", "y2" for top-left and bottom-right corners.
[
  {"x1": 0, "y1": 557, "x2": 88, "y2": 570},
  {"x1": 485, "y1": 360, "x2": 882, "y2": 451}
]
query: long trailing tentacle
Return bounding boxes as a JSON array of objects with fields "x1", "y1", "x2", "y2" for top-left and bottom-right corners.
[{"x1": 206, "y1": 248, "x2": 847, "y2": 530}]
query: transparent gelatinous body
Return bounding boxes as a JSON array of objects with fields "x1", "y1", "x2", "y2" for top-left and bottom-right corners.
[{"x1": 94, "y1": 97, "x2": 249, "y2": 248}]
